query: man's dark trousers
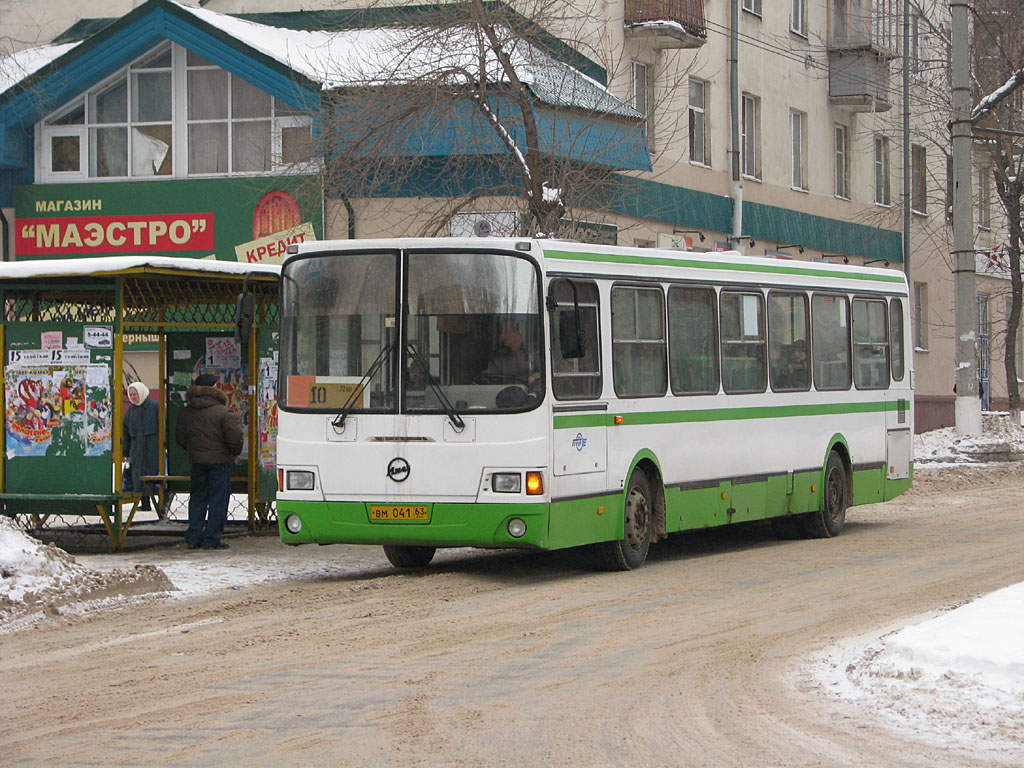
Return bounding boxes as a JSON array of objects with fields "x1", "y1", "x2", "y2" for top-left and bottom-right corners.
[{"x1": 186, "y1": 463, "x2": 231, "y2": 548}]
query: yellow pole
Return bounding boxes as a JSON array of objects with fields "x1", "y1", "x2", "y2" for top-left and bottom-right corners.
[
  {"x1": 113, "y1": 280, "x2": 124, "y2": 497},
  {"x1": 247, "y1": 323, "x2": 258, "y2": 529}
]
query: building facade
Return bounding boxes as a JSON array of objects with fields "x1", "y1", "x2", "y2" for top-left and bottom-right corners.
[{"x1": 0, "y1": 0, "x2": 1015, "y2": 431}]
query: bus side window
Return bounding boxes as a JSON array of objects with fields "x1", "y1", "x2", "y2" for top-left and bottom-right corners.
[
  {"x1": 890, "y1": 298, "x2": 905, "y2": 381},
  {"x1": 668, "y1": 285, "x2": 719, "y2": 395},
  {"x1": 612, "y1": 284, "x2": 667, "y2": 397},
  {"x1": 811, "y1": 294, "x2": 852, "y2": 390},
  {"x1": 720, "y1": 291, "x2": 766, "y2": 394},
  {"x1": 550, "y1": 279, "x2": 602, "y2": 399},
  {"x1": 853, "y1": 298, "x2": 890, "y2": 389},
  {"x1": 768, "y1": 291, "x2": 810, "y2": 391}
]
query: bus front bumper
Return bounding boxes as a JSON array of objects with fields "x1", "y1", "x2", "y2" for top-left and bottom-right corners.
[{"x1": 277, "y1": 500, "x2": 551, "y2": 549}]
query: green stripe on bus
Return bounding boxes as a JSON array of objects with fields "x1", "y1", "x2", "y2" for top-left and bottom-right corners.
[
  {"x1": 553, "y1": 400, "x2": 898, "y2": 430},
  {"x1": 544, "y1": 249, "x2": 907, "y2": 284}
]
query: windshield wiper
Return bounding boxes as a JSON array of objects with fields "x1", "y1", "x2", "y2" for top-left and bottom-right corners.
[
  {"x1": 331, "y1": 342, "x2": 392, "y2": 430},
  {"x1": 407, "y1": 342, "x2": 465, "y2": 431}
]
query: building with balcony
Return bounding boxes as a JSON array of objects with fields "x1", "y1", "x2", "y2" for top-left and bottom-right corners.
[{"x1": 0, "y1": 0, "x2": 1013, "y2": 430}]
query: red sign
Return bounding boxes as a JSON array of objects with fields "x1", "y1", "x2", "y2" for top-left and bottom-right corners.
[{"x1": 16, "y1": 214, "x2": 215, "y2": 255}]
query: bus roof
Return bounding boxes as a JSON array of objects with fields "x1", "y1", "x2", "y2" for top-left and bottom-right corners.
[{"x1": 283, "y1": 237, "x2": 908, "y2": 290}]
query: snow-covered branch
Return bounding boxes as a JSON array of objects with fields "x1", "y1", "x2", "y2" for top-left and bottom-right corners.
[{"x1": 972, "y1": 65, "x2": 1024, "y2": 123}]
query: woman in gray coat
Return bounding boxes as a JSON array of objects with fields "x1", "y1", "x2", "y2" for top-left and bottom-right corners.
[{"x1": 124, "y1": 381, "x2": 159, "y2": 512}]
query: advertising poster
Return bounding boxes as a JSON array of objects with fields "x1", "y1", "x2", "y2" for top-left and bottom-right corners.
[
  {"x1": 4, "y1": 361, "x2": 112, "y2": 458},
  {"x1": 258, "y1": 356, "x2": 278, "y2": 470},
  {"x1": 3, "y1": 323, "x2": 115, "y2": 495}
]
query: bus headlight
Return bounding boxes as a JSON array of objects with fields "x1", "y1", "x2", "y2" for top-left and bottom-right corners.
[
  {"x1": 285, "y1": 515, "x2": 303, "y2": 534},
  {"x1": 492, "y1": 473, "x2": 521, "y2": 493},
  {"x1": 287, "y1": 470, "x2": 315, "y2": 491},
  {"x1": 508, "y1": 518, "x2": 527, "y2": 538}
]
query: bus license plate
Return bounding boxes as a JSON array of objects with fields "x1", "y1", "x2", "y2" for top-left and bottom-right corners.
[{"x1": 369, "y1": 505, "x2": 430, "y2": 522}]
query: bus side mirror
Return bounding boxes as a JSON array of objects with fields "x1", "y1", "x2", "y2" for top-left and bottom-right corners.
[
  {"x1": 235, "y1": 290, "x2": 254, "y2": 344},
  {"x1": 558, "y1": 310, "x2": 585, "y2": 359}
]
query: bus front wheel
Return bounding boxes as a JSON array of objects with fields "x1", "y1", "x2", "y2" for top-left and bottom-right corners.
[
  {"x1": 592, "y1": 468, "x2": 652, "y2": 571},
  {"x1": 805, "y1": 452, "x2": 848, "y2": 538},
  {"x1": 383, "y1": 545, "x2": 436, "y2": 569}
]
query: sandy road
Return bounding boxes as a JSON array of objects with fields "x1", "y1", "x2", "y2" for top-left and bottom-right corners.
[{"x1": 3, "y1": 464, "x2": 1024, "y2": 767}]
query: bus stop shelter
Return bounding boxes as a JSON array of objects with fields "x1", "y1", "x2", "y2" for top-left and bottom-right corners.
[{"x1": 0, "y1": 256, "x2": 280, "y2": 549}]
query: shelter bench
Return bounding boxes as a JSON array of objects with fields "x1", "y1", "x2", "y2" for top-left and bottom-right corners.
[{"x1": 0, "y1": 492, "x2": 142, "y2": 549}]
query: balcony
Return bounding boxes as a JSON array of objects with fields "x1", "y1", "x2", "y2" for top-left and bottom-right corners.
[
  {"x1": 827, "y1": 0, "x2": 895, "y2": 111},
  {"x1": 828, "y1": 47, "x2": 892, "y2": 112},
  {"x1": 624, "y1": 0, "x2": 706, "y2": 49}
]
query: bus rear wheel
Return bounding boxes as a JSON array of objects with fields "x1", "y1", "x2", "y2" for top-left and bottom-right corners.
[
  {"x1": 592, "y1": 468, "x2": 652, "y2": 571},
  {"x1": 804, "y1": 452, "x2": 848, "y2": 538},
  {"x1": 383, "y1": 545, "x2": 436, "y2": 569}
]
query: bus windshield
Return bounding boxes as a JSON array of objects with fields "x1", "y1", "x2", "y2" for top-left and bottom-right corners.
[{"x1": 280, "y1": 248, "x2": 544, "y2": 413}]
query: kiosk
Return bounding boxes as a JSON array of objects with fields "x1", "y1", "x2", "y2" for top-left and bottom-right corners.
[{"x1": 0, "y1": 257, "x2": 280, "y2": 548}]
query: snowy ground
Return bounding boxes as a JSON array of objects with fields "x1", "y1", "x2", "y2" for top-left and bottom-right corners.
[
  {"x1": 3, "y1": 414, "x2": 1024, "y2": 757},
  {"x1": 812, "y1": 583, "x2": 1024, "y2": 761}
]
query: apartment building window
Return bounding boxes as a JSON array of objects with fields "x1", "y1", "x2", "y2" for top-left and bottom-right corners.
[
  {"x1": 1007, "y1": 298, "x2": 1023, "y2": 381},
  {"x1": 688, "y1": 78, "x2": 709, "y2": 166},
  {"x1": 978, "y1": 166, "x2": 992, "y2": 229},
  {"x1": 743, "y1": 0, "x2": 763, "y2": 16},
  {"x1": 791, "y1": 110, "x2": 807, "y2": 190},
  {"x1": 874, "y1": 134, "x2": 891, "y2": 206},
  {"x1": 978, "y1": 293, "x2": 991, "y2": 408},
  {"x1": 911, "y1": 144, "x2": 927, "y2": 214},
  {"x1": 911, "y1": 12, "x2": 922, "y2": 76},
  {"x1": 834, "y1": 124, "x2": 850, "y2": 199},
  {"x1": 914, "y1": 281, "x2": 928, "y2": 350},
  {"x1": 742, "y1": 94, "x2": 761, "y2": 180},
  {"x1": 791, "y1": 0, "x2": 807, "y2": 36}
]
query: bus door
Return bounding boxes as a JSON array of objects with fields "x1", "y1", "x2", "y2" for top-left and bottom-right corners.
[
  {"x1": 884, "y1": 297, "x2": 911, "y2": 480},
  {"x1": 549, "y1": 278, "x2": 607, "y2": 488}
]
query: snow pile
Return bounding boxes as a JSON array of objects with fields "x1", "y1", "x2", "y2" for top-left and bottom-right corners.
[
  {"x1": 819, "y1": 584, "x2": 1024, "y2": 754},
  {"x1": 0, "y1": 516, "x2": 174, "y2": 632},
  {"x1": 882, "y1": 583, "x2": 1024, "y2": 698},
  {"x1": 914, "y1": 412, "x2": 1024, "y2": 464}
]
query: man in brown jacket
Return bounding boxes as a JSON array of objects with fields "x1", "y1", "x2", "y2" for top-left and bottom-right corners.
[{"x1": 175, "y1": 373, "x2": 244, "y2": 549}]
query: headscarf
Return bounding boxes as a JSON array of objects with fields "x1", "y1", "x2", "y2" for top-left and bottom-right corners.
[{"x1": 128, "y1": 381, "x2": 150, "y2": 404}]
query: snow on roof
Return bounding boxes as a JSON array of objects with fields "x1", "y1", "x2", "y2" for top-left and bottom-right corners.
[
  {"x1": 0, "y1": 42, "x2": 82, "y2": 96},
  {"x1": 172, "y1": 1, "x2": 639, "y2": 118},
  {"x1": 0, "y1": 255, "x2": 279, "y2": 281},
  {"x1": 0, "y1": 3, "x2": 638, "y2": 121}
]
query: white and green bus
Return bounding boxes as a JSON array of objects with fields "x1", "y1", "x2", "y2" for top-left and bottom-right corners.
[{"x1": 275, "y1": 238, "x2": 912, "y2": 570}]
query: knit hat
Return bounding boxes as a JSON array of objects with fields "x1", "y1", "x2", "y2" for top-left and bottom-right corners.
[
  {"x1": 195, "y1": 373, "x2": 218, "y2": 387},
  {"x1": 128, "y1": 382, "x2": 149, "y2": 403}
]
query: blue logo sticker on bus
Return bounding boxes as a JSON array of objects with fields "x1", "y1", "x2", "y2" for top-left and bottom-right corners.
[{"x1": 572, "y1": 432, "x2": 588, "y2": 452}]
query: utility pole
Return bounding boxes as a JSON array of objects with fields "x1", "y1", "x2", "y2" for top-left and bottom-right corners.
[
  {"x1": 729, "y1": 0, "x2": 743, "y2": 254},
  {"x1": 903, "y1": 0, "x2": 911, "y2": 283},
  {"x1": 951, "y1": 0, "x2": 981, "y2": 435}
]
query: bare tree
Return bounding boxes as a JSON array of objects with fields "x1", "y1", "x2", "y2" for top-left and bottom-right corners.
[
  {"x1": 972, "y1": 0, "x2": 1024, "y2": 420},
  {"x1": 857, "y1": 0, "x2": 1024, "y2": 418},
  {"x1": 303, "y1": 0, "x2": 690, "y2": 240}
]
